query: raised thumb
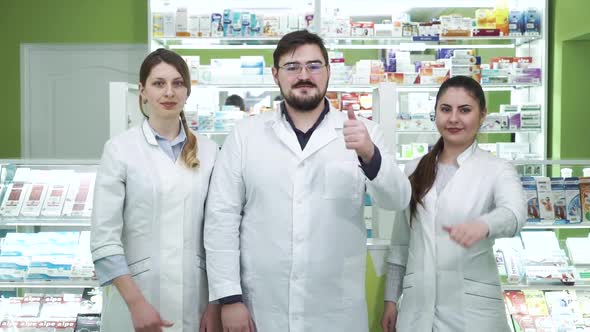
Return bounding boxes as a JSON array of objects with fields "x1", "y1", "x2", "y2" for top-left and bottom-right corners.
[
  {"x1": 442, "y1": 225, "x2": 453, "y2": 233},
  {"x1": 347, "y1": 109, "x2": 356, "y2": 120}
]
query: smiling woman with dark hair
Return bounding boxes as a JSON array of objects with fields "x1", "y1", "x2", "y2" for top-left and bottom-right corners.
[{"x1": 382, "y1": 76, "x2": 526, "y2": 332}]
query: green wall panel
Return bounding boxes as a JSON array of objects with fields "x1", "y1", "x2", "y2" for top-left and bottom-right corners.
[
  {"x1": 560, "y1": 40, "x2": 590, "y2": 158},
  {"x1": 550, "y1": 0, "x2": 590, "y2": 160},
  {"x1": 366, "y1": 253, "x2": 386, "y2": 332},
  {"x1": 0, "y1": 0, "x2": 147, "y2": 158}
]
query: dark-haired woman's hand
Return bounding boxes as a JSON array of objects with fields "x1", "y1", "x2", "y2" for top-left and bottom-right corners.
[{"x1": 442, "y1": 221, "x2": 489, "y2": 248}]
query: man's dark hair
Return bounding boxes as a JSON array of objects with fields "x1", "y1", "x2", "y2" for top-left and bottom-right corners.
[
  {"x1": 224, "y1": 94, "x2": 246, "y2": 111},
  {"x1": 273, "y1": 30, "x2": 329, "y2": 69}
]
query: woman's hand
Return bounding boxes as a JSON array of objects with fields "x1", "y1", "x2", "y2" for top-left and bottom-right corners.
[
  {"x1": 381, "y1": 301, "x2": 398, "y2": 332},
  {"x1": 442, "y1": 221, "x2": 489, "y2": 248},
  {"x1": 128, "y1": 298, "x2": 174, "y2": 332}
]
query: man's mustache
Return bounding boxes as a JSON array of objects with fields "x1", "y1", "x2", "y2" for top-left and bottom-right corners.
[{"x1": 292, "y1": 80, "x2": 317, "y2": 88}]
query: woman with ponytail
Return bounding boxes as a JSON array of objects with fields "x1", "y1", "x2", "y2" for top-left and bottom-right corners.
[
  {"x1": 381, "y1": 76, "x2": 526, "y2": 332},
  {"x1": 91, "y1": 48, "x2": 221, "y2": 331}
]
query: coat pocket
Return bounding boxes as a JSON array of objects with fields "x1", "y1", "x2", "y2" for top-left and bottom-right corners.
[
  {"x1": 340, "y1": 254, "x2": 365, "y2": 306},
  {"x1": 322, "y1": 161, "x2": 363, "y2": 200},
  {"x1": 396, "y1": 273, "x2": 421, "y2": 331},
  {"x1": 398, "y1": 272, "x2": 417, "y2": 312},
  {"x1": 463, "y1": 278, "x2": 510, "y2": 330},
  {"x1": 463, "y1": 278, "x2": 504, "y2": 312},
  {"x1": 402, "y1": 272, "x2": 415, "y2": 290},
  {"x1": 463, "y1": 278, "x2": 502, "y2": 301}
]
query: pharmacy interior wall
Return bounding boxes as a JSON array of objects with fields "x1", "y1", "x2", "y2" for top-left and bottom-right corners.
[
  {"x1": 549, "y1": 0, "x2": 590, "y2": 161},
  {"x1": 0, "y1": 0, "x2": 148, "y2": 158}
]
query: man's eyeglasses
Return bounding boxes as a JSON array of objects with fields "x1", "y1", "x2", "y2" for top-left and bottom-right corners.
[{"x1": 278, "y1": 62, "x2": 326, "y2": 75}]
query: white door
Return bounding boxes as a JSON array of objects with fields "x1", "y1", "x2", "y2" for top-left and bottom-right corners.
[{"x1": 21, "y1": 44, "x2": 146, "y2": 159}]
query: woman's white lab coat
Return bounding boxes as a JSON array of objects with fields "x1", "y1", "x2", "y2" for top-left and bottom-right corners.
[
  {"x1": 205, "y1": 108, "x2": 411, "y2": 332},
  {"x1": 387, "y1": 143, "x2": 526, "y2": 332},
  {"x1": 91, "y1": 120, "x2": 217, "y2": 332}
]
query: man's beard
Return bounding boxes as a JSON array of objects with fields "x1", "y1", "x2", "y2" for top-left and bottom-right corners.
[{"x1": 279, "y1": 80, "x2": 328, "y2": 112}]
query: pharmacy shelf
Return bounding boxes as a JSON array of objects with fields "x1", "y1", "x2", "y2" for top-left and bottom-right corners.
[
  {"x1": 523, "y1": 224, "x2": 590, "y2": 230},
  {"x1": 0, "y1": 217, "x2": 90, "y2": 227},
  {"x1": 395, "y1": 129, "x2": 541, "y2": 135},
  {"x1": 155, "y1": 35, "x2": 542, "y2": 50},
  {"x1": 192, "y1": 83, "x2": 539, "y2": 91},
  {"x1": 199, "y1": 130, "x2": 231, "y2": 135},
  {"x1": 0, "y1": 280, "x2": 99, "y2": 289},
  {"x1": 0, "y1": 159, "x2": 98, "y2": 166},
  {"x1": 154, "y1": 36, "x2": 281, "y2": 49},
  {"x1": 509, "y1": 159, "x2": 590, "y2": 166},
  {"x1": 192, "y1": 83, "x2": 376, "y2": 92},
  {"x1": 366, "y1": 238, "x2": 390, "y2": 250},
  {"x1": 394, "y1": 83, "x2": 542, "y2": 92},
  {"x1": 502, "y1": 283, "x2": 590, "y2": 291}
]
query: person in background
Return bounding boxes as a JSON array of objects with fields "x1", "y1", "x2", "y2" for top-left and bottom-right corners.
[
  {"x1": 90, "y1": 48, "x2": 221, "y2": 332},
  {"x1": 381, "y1": 75, "x2": 526, "y2": 332},
  {"x1": 224, "y1": 94, "x2": 246, "y2": 112},
  {"x1": 204, "y1": 30, "x2": 411, "y2": 332}
]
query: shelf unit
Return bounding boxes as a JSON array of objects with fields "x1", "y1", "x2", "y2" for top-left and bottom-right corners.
[
  {"x1": 148, "y1": 0, "x2": 548, "y2": 153},
  {"x1": 154, "y1": 35, "x2": 542, "y2": 50},
  {"x1": 502, "y1": 159, "x2": 590, "y2": 323},
  {"x1": 143, "y1": 2, "x2": 590, "y2": 329},
  {"x1": 502, "y1": 283, "x2": 590, "y2": 291},
  {"x1": 0, "y1": 280, "x2": 98, "y2": 290},
  {"x1": 0, "y1": 160, "x2": 98, "y2": 295}
]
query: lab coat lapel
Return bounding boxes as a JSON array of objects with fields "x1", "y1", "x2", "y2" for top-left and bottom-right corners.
[
  {"x1": 422, "y1": 188, "x2": 438, "y2": 234},
  {"x1": 270, "y1": 110, "x2": 303, "y2": 158},
  {"x1": 142, "y1": 119, "x2": 159, "y2": 146},
  {"x1": 300, "y1": 109, "x2": 340, "y2": 161},
  {"x1": 435, "y1": 141, "x2": 478, "y2": 202}
]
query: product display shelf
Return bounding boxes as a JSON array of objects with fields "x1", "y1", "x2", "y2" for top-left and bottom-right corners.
[
  {"x1": 510, "y1": 159, "x2": 590, "y2": 166},
  {"x1": 192, "y1": 83, "x2": 376, "y2": 92},
  {"x1": 198, "y1": 130, "x2": 233, "y2": 135},
  {"x1": 502, "y1": 282, "x2": 590, "y2": 291},
  {"x1": 0, "y1": 160, "x2": 98, "y2": 299},
  {"x1": 396, "y1": 128, "x2": 541, "y2": 134},
  {"x1": 0, "y1": 217, "x2": 90, "y2": 228},
  {"x1": 155, "y1": 35, "x2": 542, "y2": 50},
  {"x1": 395, "y1": 156, "x2": 550, "y2": 165},
  {"x1": 0, "y1": 280, "x2": 98, "y2": 289},
  {"x1": 191, "y1": 82, "x2": 541, "y2": 91},
  {"x1": 394, "y1": 82, "x2": 542, "y2": 92},
  {"x1": 523, "y1": 224, "x2": 590, "y2": 230}
]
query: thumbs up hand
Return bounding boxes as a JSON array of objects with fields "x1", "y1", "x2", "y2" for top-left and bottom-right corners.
[{"x1": 343, "y1": 109, "x2": 374, "y2": 164}]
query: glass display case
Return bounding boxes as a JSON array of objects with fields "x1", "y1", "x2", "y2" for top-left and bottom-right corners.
[{"x1": 0, "y1": 160, "x2": 101, "y2": 330}]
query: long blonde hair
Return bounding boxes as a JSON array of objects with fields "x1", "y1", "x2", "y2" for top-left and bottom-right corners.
[{"x1": 139, "y1": 48, "x2": 199, "y2": 168}]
